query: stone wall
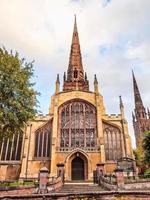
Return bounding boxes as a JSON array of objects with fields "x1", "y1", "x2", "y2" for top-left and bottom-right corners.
[
  {"x1": 0, "y1": 190, "x2": 150, "y2": 199},
  {"x1": 0, "y1": 164, "x2": 21, "y2": 180},
  {"x1": 124, "y1": 181, "x2": 150, "y2": 190}
]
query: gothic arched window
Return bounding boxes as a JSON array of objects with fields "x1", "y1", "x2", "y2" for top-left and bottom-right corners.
[
  {"x1": 103, "y1": 122, "x2": 122, "y2": 161},
  {"x1": 34, "y1": 121, "x2": 51, "y2": 158},
  {"x1": 0, "y1": 134, "x2": 23, "y2": 161},
  {"x1": 59, "y1": 100, "x2": 97, "y2": 148}
]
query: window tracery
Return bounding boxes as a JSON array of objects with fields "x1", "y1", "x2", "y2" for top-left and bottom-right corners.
[
  {"x1": 59, "y1": 100, "x2": 97, "y2": 148},
  {"x1": 34, "y1": 121, "x2": 51, "y2": 158},
  {"x1": 103, "y1": 122, "x2": 122, "y2": 161},
  {"x1": 0, "y1": 134, "x2": 23, "y2": 161}
]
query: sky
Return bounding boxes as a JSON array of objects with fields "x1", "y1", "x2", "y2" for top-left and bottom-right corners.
[{"x1": 0, "y1": 0, "x2": 150, "y2": 148}]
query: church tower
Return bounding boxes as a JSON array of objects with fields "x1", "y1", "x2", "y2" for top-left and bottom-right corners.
[{"x1": 132, "y1": 71, "x2": 150, "y2": 148}]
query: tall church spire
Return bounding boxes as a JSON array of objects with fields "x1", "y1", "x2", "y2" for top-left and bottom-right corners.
[
  {"x1": 132, "y1": 70, "x2": 143, "y2": 107},
  {"x1": 132, "y1": 70, "x2": 146, "y2": 119},
  {"x1": 63, "y1": 16, "x2": 89, "y2": 91},
  {"x1": 132, "y1": 71, "x2": 150, "y2": 149},
  {"x1": 67, "y1": 15, "x2": 84, "y2": 81}
]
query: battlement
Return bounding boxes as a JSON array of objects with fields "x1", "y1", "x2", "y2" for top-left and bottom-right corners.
[
  {"x1": 102, "y1": 114, "x2": 122, "y2": 120},
  {"x1": 35, "y1": 113, "x2": 52, "y2": 121}
]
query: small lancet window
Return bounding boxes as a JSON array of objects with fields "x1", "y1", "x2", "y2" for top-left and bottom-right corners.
[{"x1": 74, "y1": 69, "x2": 78, "y2": 79}]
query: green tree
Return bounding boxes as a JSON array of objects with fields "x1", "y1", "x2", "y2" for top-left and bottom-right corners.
[
  {"x1": 0, "y1": 47, "x2": 38, "y2": 140},
  {"x1": 133, "y1": 147, "x2": 143, "y2": 168},
  {"x1": 143, "y1": 131, "x2": 150, "y2": 165}
]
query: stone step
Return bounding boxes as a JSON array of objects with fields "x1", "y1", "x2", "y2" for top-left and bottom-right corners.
[{"x1": 57, "y1": 184, "x2": 105, "y2": 193}]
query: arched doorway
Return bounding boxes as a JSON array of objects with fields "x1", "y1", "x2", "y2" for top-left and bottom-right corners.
[{"x1": 71, "y1": 157, "x2": 84, "y2": 180}]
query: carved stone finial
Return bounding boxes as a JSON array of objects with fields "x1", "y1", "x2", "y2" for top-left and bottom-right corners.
[
  {"x1": 94, "y1": 74, "x2": 99, "y2": 94},
  {"x1": 56, "y1": 74, "x2": 60, "y2": 83}
]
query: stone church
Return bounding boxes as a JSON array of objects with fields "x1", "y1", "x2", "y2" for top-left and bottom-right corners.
[{"x1": 0, "y1": 17, "x2": 133, "y2": 181}]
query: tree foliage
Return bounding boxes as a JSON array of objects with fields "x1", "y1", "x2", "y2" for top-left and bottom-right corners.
[
  {"x1": 0, "y1": 47, "x2": 38, "y2": 140},
  {"x1": 143, "y1": 131, "x2": 150, "y2": 165},
  {"x1": 133, "y1": 148, "x2": 143, "y2": 167}
]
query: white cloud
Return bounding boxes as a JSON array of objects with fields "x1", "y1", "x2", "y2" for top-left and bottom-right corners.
[{"x1": 0, "y1": 0, "x2": 150, "y2": 148}]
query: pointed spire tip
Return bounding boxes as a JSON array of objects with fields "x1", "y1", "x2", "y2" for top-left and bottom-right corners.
[
  {"x1": 119, "y1": 95, "x2": 124, "y2": 107},
  {"x1": 56, "y1": 74, "x2": 60, "y2": 83},
  {"x1": 94, "y1": 74, "x2": 98, "y2": 83}
]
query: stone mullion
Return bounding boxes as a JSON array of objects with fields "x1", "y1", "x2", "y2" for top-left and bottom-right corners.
[
  {"x1": 110, "y1": 131, "x2": 112, "y2": 160},
  {"x1": 78, "y1": 103, "x2": 80, "y2": 147},
  {"x1": 94, "y1": 111, "x2": 96, "y2": 147},
  {"x1": 58, "y1": 109, "x2": 60, "y2": 147},
  {"x1": 19, "y1": 134, "x2": 24, "y2": 160},
  {"x1": 74, "y1": 103, "x2": 76, "y2": 147},
  {"x1": 41, "y1": 129, "x2": 44, "y2": 157},
  {"x1": 106, "y1": 131, "x2": 108, "y2": 160},
  {"x1": 83, "y1": 104, "x2": 86, "y2": 147},
  {"x1": 4, "y1": 139, "x2": 9, "y2": 161},
  {"x1": 37, "y1": 132, "x2": 40, "y2": 157},
  {"x1": 115, "y1": 130, "x2": 117, "y2": 159},
  {"x1": 45, "y1": 131, "x2": 48, "y2": 157},
  {"x1": 69, "y1": 104, "x2": 71, "y2": 147},
  {"x1": 111, "y1": 131, "x2": 113, "y2": 160},
  {"x1": 111, "y1": 130, "x2": 114, "y2": 160},
  {"x1": 10, "y1": 135, "x2": 14, "y2": 160},
  {"x1": 0, "y1": 140, "x2": 4, "y2": 160},
  {"x1": 15, "y1": 134, "x2": 19, "y2": 160},
  {"x1": 105, "y1": 131, "x2": 107, "y2": 160},
  {"x1": 119, "y1": 131, "x2": 122, "y2": 157},
  {"x1": 108, "y1": 131, "x2": 110, "y2": 160}
]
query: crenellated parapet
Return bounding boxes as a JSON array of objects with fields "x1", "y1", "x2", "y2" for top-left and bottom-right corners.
[
  {"x1": 34, "y1": 114, "x2": 52, "y2": 121},
  {"x1": 102, "y1": 114, "x2": 122, "y2": 120}
]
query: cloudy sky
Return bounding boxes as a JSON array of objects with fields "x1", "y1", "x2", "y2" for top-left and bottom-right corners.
[{"x1": 0, "y1": 0, "x2": 150, "y2": 147}]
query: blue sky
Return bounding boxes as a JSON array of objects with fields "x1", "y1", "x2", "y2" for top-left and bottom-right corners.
[{"x1": 0, "y1": 0, "x2": 150, "y2": 148}]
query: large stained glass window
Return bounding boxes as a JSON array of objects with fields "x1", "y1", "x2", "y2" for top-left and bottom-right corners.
[
  {"x1": 103, "y1": 122, "x2": 122, "y2": 161},
  {"x1": 34, "y1": 121, "x2": 51, "y2": 158},
  {"x1": 59, "y1": 100, "x2": 97, "y2": 148}
]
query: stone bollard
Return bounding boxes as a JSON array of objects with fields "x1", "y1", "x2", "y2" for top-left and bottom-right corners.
[
  {"x1": 38, "y1": 166, "x2": 49, "y2": 193},
  {"x1": 57, "y1": 163, "x2": 65, "y2": 183},
  {"x1": 115, "y1": 168, "x2": 124, "y2": 190}
]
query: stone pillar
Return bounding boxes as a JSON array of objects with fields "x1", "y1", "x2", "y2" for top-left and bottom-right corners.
[
  {"x1": 115, "y1": 168, "x2": 124, "y2": 190},
  {"x1": 57, "y1": 163, "x2": 65, "y2": 183},
  {"x1": 50, "y1": 97, "x2": 59, "y2": 176},
  {"x1": 38, "y1": 167, "x2": 49, "y2": 194},
  {"x1": 96, "y1": 163, "x2": 105, "y2": 185},
  {"x1": 95, "y1": 94, "x2": 106, "y2": 164}
]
